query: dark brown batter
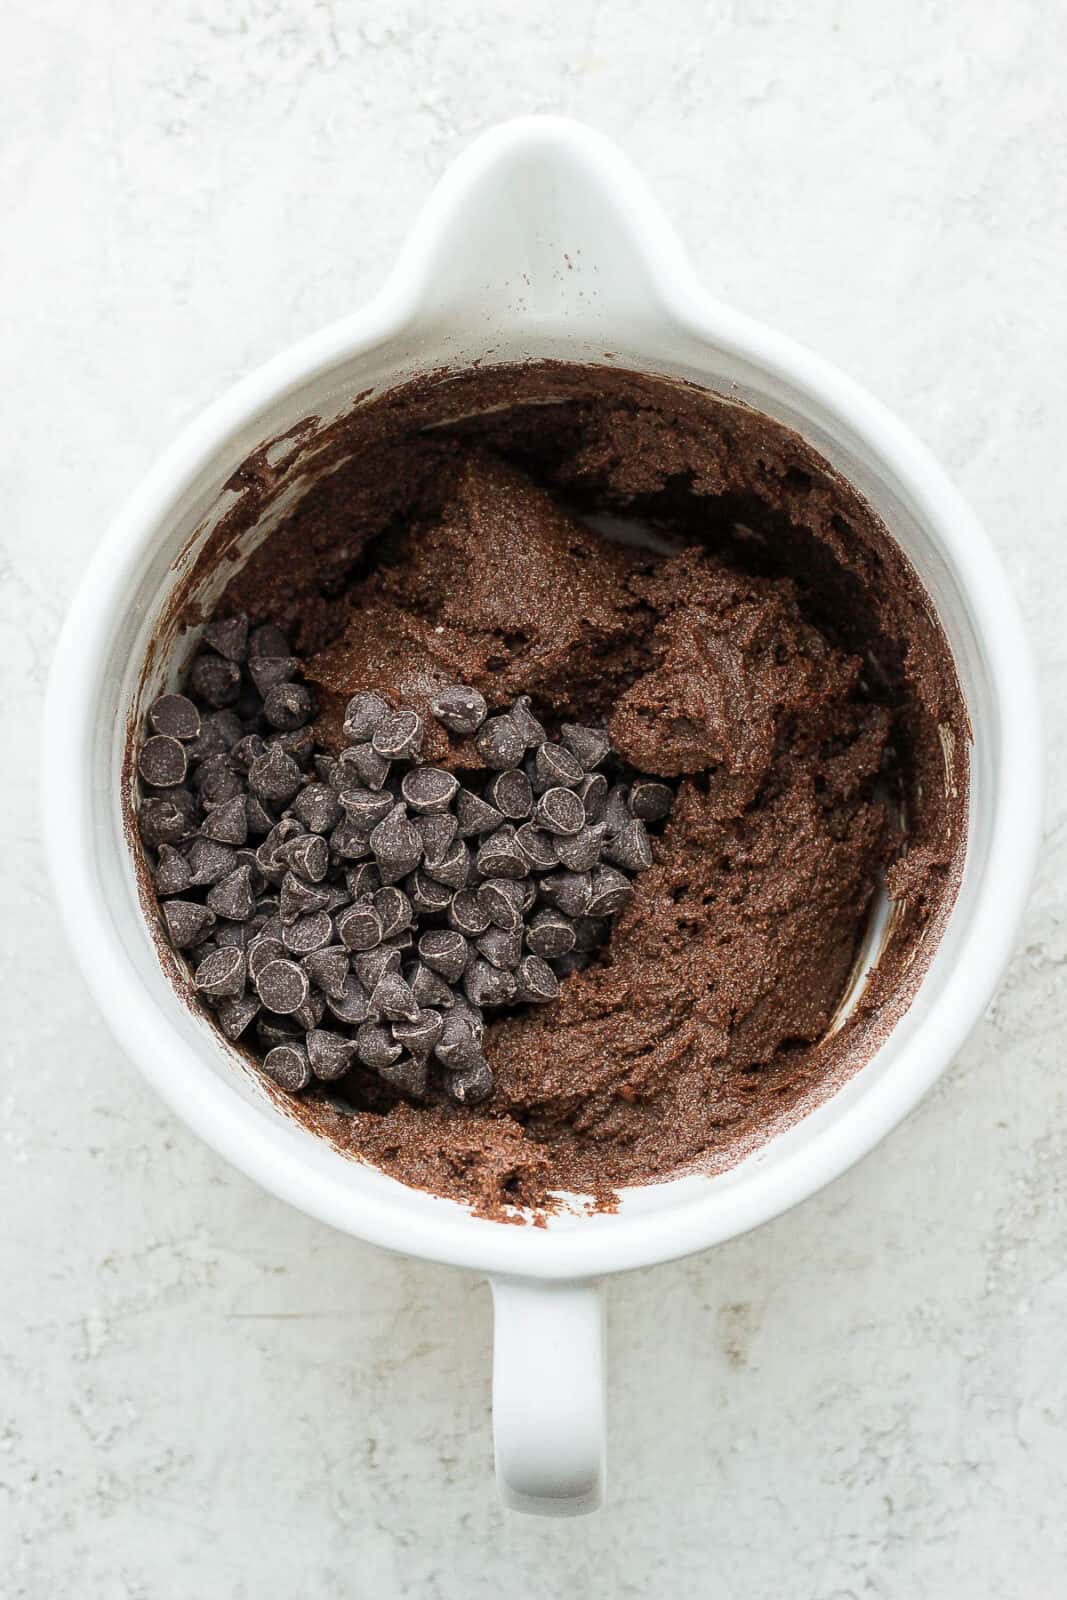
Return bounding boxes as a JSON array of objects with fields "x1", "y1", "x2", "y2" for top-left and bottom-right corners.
[{"x1": 168, "y1": 362, "x2": 968, "y2": 1216}]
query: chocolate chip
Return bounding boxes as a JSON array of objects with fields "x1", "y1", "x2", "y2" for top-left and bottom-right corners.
[
  {"x1": 189, "y1": 653, "x2": 241, "y2": 708},
  {"x1": 340, "y1": 787, "x2": 395, "y2": 832},
  {"x1": 249, "y1": 744, "x2": 302, "y2": 805},
  {"x1": 408, "y1": 962, "x2": 456, "y2": 1011},
  {"x1": 604, "y1": 818, "x2": 653, "y2": 872},
  {"x1": 187, "y1": 837, "x2": 237, "y2": 887},
  {"x1": 369, "y1": 803, "x2": 421, "y2": 882},
  {"x1": 475, "y1": 824, "x2": 528, "y2": 880},
  {"x1": 248, "y1": 935, "x2": 286, "y2": 981},
  {"x1": 464, "y1": 957, "x2": 517, "y2": 1008},
  {"x1": 307, "y1": 1029, "x2": 359, "y2": 1082},
  {"x1": 162, "y1": 900, "x2": 215, "y2": 949},
  {"x1": 264, "y1": 681, "x2": 313, "y2": 731},
  {"x1": 202, "y1": 615, "x2": 248, "y2": 662},
  {"x1": 372, "y1": 709, "x2": 423, "y2": 761},
  {"x1": 604, "y1": 783, "x2": 631, "y2": 837},
  {"x1": 254, "y1": 957, "x2": 309, "y2": 1014},
  {"x1": 514, "y1": 821, "x2": 558, "y2": 872},
  {"x1": 413, "y1": 814, "x2": 458, "y2": 866},
  {"x1": 207, "y1": 864, "x2": 255, "y2": 921},
  {"x1": 149, "y1": 694, "x2": 200, "y2": 741},
  {"x1": 447, "y1": 889, "x2": 491, "y2": 936},
  {"x1": 429, "y1": 683, "x2": 487, "y2": 734},
  {"x1": 138, "y1": 735, "x2": 188, "y2": 789},
  {"x1": 207, "y1": 711, "x2": 244, "y2": 750},
  {"x1": 276, "y1": 832, "x2": 329, "y2": 883},
  {"x1": 342, "y1": 691, "x2": 391, "y2": 742},
  {"x1": 534, "y1": 787, "x2": 585, "y2": 837},
  {"x1": 477, "y1": 926, "x2": 522, "y2": 970},
  {"x1": 486, "y1": 769, "x2": 533, "y2": 820},
  {"x1": 554, "y1": 822, "x2": 607, "y2": 872},
  {"x1": 328, "y1": 818, "x2": 373, "y2": 861},
  {"x1": 216, "y1": 993, "x2": 261, "y2": 1039},
  {"x1": 475, "y1": 714, "x2": 524, "y2": 770},
  {"x1": 560, "y1": 723, "x2": 611, "y2": 770},
  {"x1": 194, "y1": 946, "x2": 247, "y2": 999},
  {"x1": 477, "y1": 877, "x2": 525, "y2": 932},
  {"x1": 418, "y1": 928, "x2": 469, "y2": 982},
  {"x1": 248, "y1": 654, "x2": 299, "y2": 696},
  {"x1": 245, "y1": 794, "x2": 275, "y2": 837},
  {"x1": 400, "y1": 766, "x2": 459, "y2": 815},
  {"x1": 352, "y1": 947, "x2": 401, "y2": 990},
  {"x1": 230, "y1": 733, "x2": 266, "y2": 773},
  {"x1": 586, "y1": 864, "x2": 633, "y2": 917},
  {"x1": 420, "y1": 840, "x2": 470, "y2": 890},
  {"x1": 629, "y1": 780, "x2": 673, "y2": 822},
  {"x1": 577, "y1": 772, "x2": 609, "y2": 822},
  {"x1": 279, "y1": 873, "x2": 331, "y2": 924},
  {"x1": 533, "y1": 742, "x2": 583, "y2": 791},
  {"x1": 341, "y1": 742, "x2": 391, "y2": 791},
  {"x1": 263, "y1": 1042, "x2": 311, "y2": 1092},
  {"x1": 446, "y1": 1056, "x2": 494, "y2": 1105},
  {"x1": 292, "y1": 783, "x2": 342, "y2": 834},
  {"x1": 139, "y1": 796, "x2": 189, "y2": 847},
  {"x1": 514, "y1": 954, "x2": 560, "y2": 1004},
  {"x1": 541, "y1": 869, "x2": 593, "y2": 917},
  {"x1": 345, "y1": 862, "x2": 382, "y2": 900},
  {"x1": 392, "y1": 1008, "x2": 445, "y2": 1060},
  {"x1": 193, "y1": 754, "x2": 243, "y2": 806},
  {"x1": 434, "y1": 1012, "x2": 483, "y2": 1071},
  {"x1": 454, "y1": 788, "x2": 504, "y2": 838},
  {"x1": 336, "y1": 901, "x2": 383, "y2": 952},
  {"x1": 508, "y1": 694, "x2": 546, "y2": 748},
  {"x1": 201, "y1": 794, "x2": 248, "y2": 846},
  {"x1": 526, "y1": 907, "x2": 576, "y2": 960},
  {"x1": 249, "y1": 622, "x2": 291, "y2": 658},
  {"x1": 451, "y1": 996, "x2": 486, "y2": 1041},
  {"x1": 373, "y1": 886, "x2": 413, "y2": 941},
  {"x1": 356, "y1": 1020, "x2": 403, "y2": 1071},
  {"x1": 326, "y1": 975, "x2": 371, "y2": 1025},
  {"x1": 301, "y1": 946, "x2": 350, "y2": 1000},
  {"x1": 281, "y1": 910, "x2": 335, "y2": 955},
  {"x1": 153, "y1": 844, "x2": 192, "y2": 896},
  {"x1": 378, "y1": 1055, "x2": 430, "y2": 1098}
]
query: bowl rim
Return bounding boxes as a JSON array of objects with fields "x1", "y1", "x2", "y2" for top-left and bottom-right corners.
[{"x1": 43, "y1": 117, "x2": 1042, "y2": 1280}]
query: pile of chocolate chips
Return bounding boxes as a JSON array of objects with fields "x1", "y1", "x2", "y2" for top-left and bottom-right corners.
[{"x1": 136, "y1": 616, "x2": 672, "y2": 1107}]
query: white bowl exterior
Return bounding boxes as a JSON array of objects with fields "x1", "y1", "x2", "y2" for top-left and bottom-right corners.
[{"x1": 44, "y1": 118, "x2": 1041, "y2": 1280}]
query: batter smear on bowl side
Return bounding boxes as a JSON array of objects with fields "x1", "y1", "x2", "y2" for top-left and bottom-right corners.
[{"x1": 131, "y1": 363, "x2": 969, "y2": 1217}]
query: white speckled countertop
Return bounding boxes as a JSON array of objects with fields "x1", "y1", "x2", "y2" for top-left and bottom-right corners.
[{"x1": 3, "y1": 2, "x2": 1065, "y2": 1595}]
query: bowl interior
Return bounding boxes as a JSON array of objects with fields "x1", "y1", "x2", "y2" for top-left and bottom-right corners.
[{"x1": 80, "y1": 311, "x2": 999, "y2": 1264}]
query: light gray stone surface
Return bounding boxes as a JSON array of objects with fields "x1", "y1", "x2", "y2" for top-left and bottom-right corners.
[{"x1": 3, "y1": 2, "x2": 1065, "y2": 1595}]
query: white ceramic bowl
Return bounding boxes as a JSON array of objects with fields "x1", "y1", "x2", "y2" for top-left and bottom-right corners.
[{"x1": 44, "y1": 117, "x2": 1041, "y2": 1517}]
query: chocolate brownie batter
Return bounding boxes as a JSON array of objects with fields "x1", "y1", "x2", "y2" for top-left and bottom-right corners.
[{"x1": 167, "y1": 362, "x2": 967, "y2": 1215}]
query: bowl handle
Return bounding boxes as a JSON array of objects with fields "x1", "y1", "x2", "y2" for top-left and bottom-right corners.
[{"x1": 490, "y1": 1274, "x2": 605, "y2": 1516}]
